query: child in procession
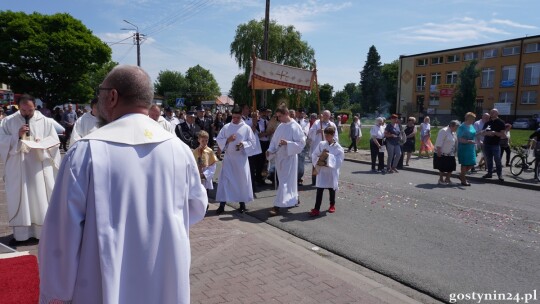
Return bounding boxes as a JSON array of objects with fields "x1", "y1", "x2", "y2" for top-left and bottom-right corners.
[
  {"x1": 193, "y1": 130, "x2": 218, "y2": 195},
  {"x1": 309, "y1": 126, "x2": 345, "y2": 216}
]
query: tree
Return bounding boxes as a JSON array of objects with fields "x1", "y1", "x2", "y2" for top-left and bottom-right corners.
[
  {"x1": 343, "y1": 82, "x2": 361, "y2": 104},
  {"x1": 360, "y1": 45, "x2": 382, "y2": 114},
  {"x1": 229, "y1": 19, "x2": 315, "y2": 108},
  {"x1": 87, "y1": 61, "x2": 118, "y2": 93},
  {"x1": 184, "y1": 65, "x2": 220, "y2": 107},
  {"x1": 452, "y1": 60, "x2": 479, "y2": 119},
  {"x1": 381, "y1": 59, "x2": 399, "y2": 114},
  {"x1": 229, "y1": 73, "x2": 251, "y2": 106},
  {"x1": 319, "y1": 83, "x2": 333, "y2": 104},
  {"x1": 333, "y1": 90, "x2": 350, "y2": 109},
  {"x1": 154, "y1": 70, "x2": 187, "y2": 106},
  {"x1": 0, "y1": 11, "x2": 111, "y2": 106}
]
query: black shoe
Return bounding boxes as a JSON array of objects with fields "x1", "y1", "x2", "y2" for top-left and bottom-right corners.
[
  {"x1": 482, "y1": 174, "x2": 493, "y2": 179},
  {"x1": 238, "y1": 202, "x2": 246, "y2": 213},
  {"x1": 498, "y1": 176, "x2": 505, "y2": 182},
  {"x1": 216, "y1": 203, "x2": 225, "y2": 215}
]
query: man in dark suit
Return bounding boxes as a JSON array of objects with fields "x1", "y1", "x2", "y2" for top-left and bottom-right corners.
[
  {"x1": 175, "y1": 111, "x2": 200, "y2": 149},
  {"x1": 195, "y1": 106, "x2": 214, "y2": 148}
]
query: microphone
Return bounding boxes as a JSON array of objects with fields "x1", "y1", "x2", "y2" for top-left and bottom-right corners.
[{"x1": 24, "y1": 115, "x2": 30, "y2": 137}]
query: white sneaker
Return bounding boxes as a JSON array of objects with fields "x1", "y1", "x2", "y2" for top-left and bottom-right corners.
[{"x1": 438, "y1": 180, "x2": 447, "y2": 185}]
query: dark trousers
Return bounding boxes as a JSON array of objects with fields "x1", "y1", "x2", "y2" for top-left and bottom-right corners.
[
  {"x1": 370, "y1": 139, "x2": 385, "y2": 170},
  {"x1": 314, "y1": 188, "x2": 336, "y2": 211},
  {"x1": 248, "y1": 155, "x2": 258, "y2": 192},
  {"x1": 500, "y1": 145, "x2": 511, "y2": 165},
  {"x1": 348, "y1": 137, "x2": 358, "y2": 152},
  {"x1": 258, "y1": 140, "x2": 270, "y2": 180},
  {"x1": 484, "y1": 144, "x2": 502, "y2": 176}
]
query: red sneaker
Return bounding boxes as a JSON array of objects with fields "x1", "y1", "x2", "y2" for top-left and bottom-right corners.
[
  {"x1": 309, "y1": 209, "x2": 320, "y2": 217},
  {"x1": 328, "y1": 204, "x2": 336, "y2": 213}
]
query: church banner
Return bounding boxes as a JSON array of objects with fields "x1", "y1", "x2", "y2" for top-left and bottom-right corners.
[{"x1": 249, "y1": 58, "x2": 315, "y2": 90}]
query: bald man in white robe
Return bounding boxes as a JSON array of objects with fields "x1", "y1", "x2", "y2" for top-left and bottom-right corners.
[{"x1": 39, "y1": 65, "x2": 207, "y2": 304}]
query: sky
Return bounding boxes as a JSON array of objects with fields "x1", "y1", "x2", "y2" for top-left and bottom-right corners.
[{"x1": 3, "y1": 0, "x2": 540, "y2": 95}]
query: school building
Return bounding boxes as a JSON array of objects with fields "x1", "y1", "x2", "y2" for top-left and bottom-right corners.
[{"x1": 397, "y1": 34, "x2": 540, "y2": 122}]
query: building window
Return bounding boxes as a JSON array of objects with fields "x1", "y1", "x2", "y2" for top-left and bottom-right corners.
[
  {"x1": 447, "y1": 54, "x2": 460, "y2": 63},
  {"x1": 481, "y1": 68, "x2": 495, "y2": 88},
  {"x1": 525, "y1": 43, "x2": 540, "y2": 53},
  {"x1": 446, "y1": 71, "x2": 458, "y2": 84},
  {"x1": 483, "y1": 49, "x2": 498, "y2": 58},
  {"x1": 523, "y1": 63, "x2": 540, "y2": 86},
  {"x1": 502, "y1": 45, "x2": 520, "y2": 56},
  {"x1": 499, "y1": 92, "x2": 515, "y2": 104},
  {"x1": 429, "y1": 96, "x2": 440, "y2": 106},
  {"x1": 431, "y1": 56, "x2": 443, "y2": 65},
  {"x1": 417, "y1": 59, "x2": 428, "y2": 66},
  {"x1": 431, "y1": 72, "x2": 441, "y2": 85},
  {"x1": 463, "y1": 51, "x2": 478, "y2": 61},
  {"x1": 521, "y1": 91, "x2": 537, "y2": 104},
  {"x1": 501, "y1": 65, "x2": 517, "y2": 87},
  {"x1": 416, "y1": 74, "x2": 426, "y2": 91}
]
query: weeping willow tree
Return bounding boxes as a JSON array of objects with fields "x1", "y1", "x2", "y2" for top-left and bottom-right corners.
[{"x1": 452, "y1": 60, "x2": 479, "y2": 119}]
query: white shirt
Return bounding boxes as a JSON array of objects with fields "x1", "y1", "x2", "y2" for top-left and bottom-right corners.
[{"x1": 435, "y1": 126, "x2": 457, "y2": 156}]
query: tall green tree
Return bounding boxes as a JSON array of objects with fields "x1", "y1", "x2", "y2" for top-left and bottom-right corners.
[
  {"x1": 0, "y1": 11, "x2": 111, "y2": 106},
  {"x1": 319, "y1": 83, "x2": 333, "y2": 104},
  {"x1": 229, "y1": 73, "x2": 251, "y2": 106},
  {"x1": 381, "y1": 59, "x2": 399, "y2": 114},
  {"x1": 360, "y1": 45, "x2": 382, "y2": 114},
  {"x1": 184, "y1": 64, "x2": 220, "y2": 107},
  {"x1": 229, "y1": 19, "x2": 315, "y2": 109},
  {"x1": 333, "y1": 90, "x2": 350, "y2": 110},
  {"x1": 87, "y1": 61, "x2": 118, "y2": 92},
  {"x1": 154, "y1": 70, "x2": 187, "y2": 106},
  {"x1": 452, "y1": 60, "x2": 479, "y2": 119},
  {"x1": 343, "y1": 82, "x2": 361, "y2": 104}
]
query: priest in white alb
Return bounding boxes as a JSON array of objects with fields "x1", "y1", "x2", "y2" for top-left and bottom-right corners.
[
  {"x1": 0, "y1": 94, "x2": 61, "y2": 242},
  {"x1": 307, "y1": 110, "x2": 338, "y2": 185},
  {"x1": 70, "y1": 97, "x2": 99, "y2": 143},
  {"x1": 39, "y1": 65, "x2": 208, "y2": 304},
  {"x1": 214, "y1": 105, "x2": 257, "y2": 214},
  {"x1": 266, "y1": 105, "x2": 306, "y2": 216},
  {"x1": 149, "y1": 104, "x2": 175, "y2": 133}
]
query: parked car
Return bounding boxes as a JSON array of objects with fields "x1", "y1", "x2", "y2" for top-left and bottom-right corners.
[{"x1": 512, "y1": 118, "x2": 536, "y2": 130}]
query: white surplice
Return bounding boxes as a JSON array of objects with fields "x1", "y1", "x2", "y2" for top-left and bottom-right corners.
[
  {"x1": 267, "y1": 120, "x2": 306, "y2": 207},
  {"x1": 0, "y1": 111, "x2": 60, "y2": 241},
  {"x1": 307, "y1": 120, "x2": 338, "y2": 156},
  {"x1": 70, "y1": 112, "x2": 99, "y2": 143},
  {"x1": 157, "y1": 115, "x2": 175, "y2": 133},
  {"x1": 312, "y1": 140, "x2": 345, "y2": 190},
  {"x1": 38, "y1": 114, "x2": 208, "y2": 304},
  {"x1": 215, "y1": 120, "x2": 257, "y2": 203}
]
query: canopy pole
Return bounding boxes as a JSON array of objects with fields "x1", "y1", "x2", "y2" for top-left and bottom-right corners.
[{"x1": 251, "y1": 48, "x2": 258, "y2": 112}]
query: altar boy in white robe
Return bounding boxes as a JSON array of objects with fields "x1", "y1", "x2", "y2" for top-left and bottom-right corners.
[
  {"x1": 70, "y1": 97, "x2": 99, "y2": 143},
  {"x1": 266, "y1": 105, "x2": 306, "y2": 216},
  {"x1": 0, "y1": 94, "x2": 61, "y2": 242},
  {"x1": 309, "y1": 126, "x2": 345, "y2": 217},
  {"x1": 39, "y1": 65, "x2": 208, "y2": 304},
  {"x1": 215, "y1": 105, "x2": 258, "y2": 214},
  {"x1": 307, "y1": 110, "x2": 338, "y2": 185}
]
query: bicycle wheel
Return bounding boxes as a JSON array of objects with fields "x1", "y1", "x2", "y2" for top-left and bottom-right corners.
[{"x1": 510, "y1": 155, "x2": 524, "y2": 176}]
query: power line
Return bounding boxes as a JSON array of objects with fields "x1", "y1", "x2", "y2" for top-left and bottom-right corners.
[
  {"x1": 141, "y1": 0, "x2": 210, "y2": 34},
  {"x1": 143, "y1": 0, "x2": 213, "y2": 38}
]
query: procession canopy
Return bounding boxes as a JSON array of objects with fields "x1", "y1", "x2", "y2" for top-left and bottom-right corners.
[{"x1": 249, "y1": 57, "x2": 316, "y2": 91}]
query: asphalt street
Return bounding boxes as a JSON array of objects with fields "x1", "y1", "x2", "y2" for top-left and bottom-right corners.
[{"x1": 213, "y1": 160, "x2": 540, "y2": 303}]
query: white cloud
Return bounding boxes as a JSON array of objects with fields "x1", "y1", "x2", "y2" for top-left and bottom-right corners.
[
  {"x1": 265, "y1": 0, "x2": 352, "y2": 32},
  {"x1": 394, "y1": 17, "x2": 533, "y2": 43},
  {"x1": 490, "y1": 19, "x2": 538, "y2": 29}
]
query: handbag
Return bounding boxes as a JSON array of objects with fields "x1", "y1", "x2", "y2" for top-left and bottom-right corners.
[{"x1": 399, "y1": 125, "x2": 407, "y2": 145}]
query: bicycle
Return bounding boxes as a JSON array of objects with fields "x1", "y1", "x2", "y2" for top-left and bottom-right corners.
[{"x1": 509, "y1": 139, "x2": 538, "y2": 178}]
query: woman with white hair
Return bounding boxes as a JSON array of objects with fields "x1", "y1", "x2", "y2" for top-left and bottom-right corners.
[
  {"x1": 434, "y1": 120, "x2": 460, "y2": 185},
  {"x1": 369, "y1": 117, "x2": 386, "y2": 172}
]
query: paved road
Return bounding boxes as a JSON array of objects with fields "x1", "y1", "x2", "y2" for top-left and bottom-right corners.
[{"x1": 224, "y1": 160, "x2": 540, "y2": 303}]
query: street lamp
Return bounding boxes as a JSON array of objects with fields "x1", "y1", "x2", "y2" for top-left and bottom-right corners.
[{"x1": 122, "y1": 19, "x2": 141, "y2": 67}]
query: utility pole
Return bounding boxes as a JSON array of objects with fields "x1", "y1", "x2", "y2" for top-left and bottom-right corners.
[
  {"x1": 122, "y1": 19, "x2": 142, "y2": 67},
  {"x1": 261, "y1": 0, "x2": 270, "y2": 107}
]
